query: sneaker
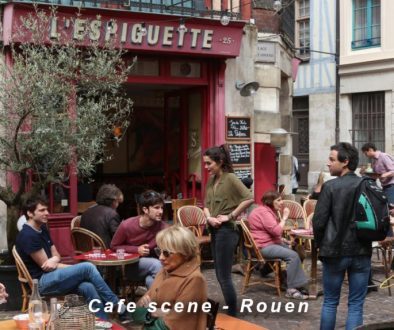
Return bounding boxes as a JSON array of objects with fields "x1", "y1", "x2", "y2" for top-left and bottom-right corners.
[{"x1": 119, "y1": 311, "x2": 133, "y2": 325}]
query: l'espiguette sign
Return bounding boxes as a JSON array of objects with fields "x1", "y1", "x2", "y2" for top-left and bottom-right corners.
[{"x1": 5, "y1": 4, "x2": 244, "y2": 57}]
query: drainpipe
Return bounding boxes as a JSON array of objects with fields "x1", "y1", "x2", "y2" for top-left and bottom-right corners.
[{"x1": 335, "y1": 0, "x2": 340, "y2": 144}]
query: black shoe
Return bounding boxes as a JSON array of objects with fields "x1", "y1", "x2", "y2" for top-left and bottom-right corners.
[
  {"x1": 259, "y1": 264, "x2": 273, "y2": 277},
  {"x1": 119, "y1": 311, "x2": 133, "y2": 325},
  {"x1": 367, "y1": 285, "x2": 378, "y2": 294}
]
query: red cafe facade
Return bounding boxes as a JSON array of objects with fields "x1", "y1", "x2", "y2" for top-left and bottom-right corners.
[{"x1": 1, "y1": 3, "x2": 276, "y2": 259}]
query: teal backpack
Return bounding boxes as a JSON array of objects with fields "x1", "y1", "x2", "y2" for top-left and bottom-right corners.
[{"x1": 353, "y1": 177, "x2": 390, "y2": 242}]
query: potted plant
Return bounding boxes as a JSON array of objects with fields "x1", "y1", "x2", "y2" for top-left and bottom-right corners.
[{"x1": 0, "y1": 6, "x2": 133, "y2": 309}]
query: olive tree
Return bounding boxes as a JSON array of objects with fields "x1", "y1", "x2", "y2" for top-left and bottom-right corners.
[{"x1": 0, "y1": 7, "x2": 133, "y2": 252}]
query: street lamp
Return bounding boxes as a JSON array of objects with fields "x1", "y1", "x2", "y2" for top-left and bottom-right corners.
[{"x1": 269, "y1": 128, "x2": 289, "y2": 190}]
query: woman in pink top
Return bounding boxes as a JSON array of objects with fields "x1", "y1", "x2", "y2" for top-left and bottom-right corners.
[{"x1": 248, "y1": 191, "x2": 308, "y2": 300}]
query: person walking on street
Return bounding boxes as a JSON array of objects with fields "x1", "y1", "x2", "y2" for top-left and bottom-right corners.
[
  {"x1": 313, "y1": 142, "x2": 372, "y2": 330},
  {"x1": 203, "y1": 145, "x2": 254, "y2": 316}
]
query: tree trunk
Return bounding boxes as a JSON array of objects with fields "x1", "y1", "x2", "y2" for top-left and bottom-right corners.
[{"x1": 6, "y1": 205, "x2": 20, "y2": 259}]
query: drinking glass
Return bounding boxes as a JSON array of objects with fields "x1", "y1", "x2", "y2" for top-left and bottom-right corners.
[
  {"x1": 41, "y1": 301, "x2": 49, "y2": 324},
  {"x1": 116, "y1": 248, "x2": 125, "y2": 259},
  {"x1": 92, "y1": 246, "x2": 102, "y2": 258}
]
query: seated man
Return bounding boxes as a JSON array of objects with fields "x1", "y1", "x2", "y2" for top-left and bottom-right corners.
[
  {"x1": 111, "y1": 190, "x2": 167, "y2": 288},
  {"x1": 16, "y1": 196, "x2": 130, "y2": 322},
  {"x1": 81, "y1": 184, "x2": 123, "y2": 248}
]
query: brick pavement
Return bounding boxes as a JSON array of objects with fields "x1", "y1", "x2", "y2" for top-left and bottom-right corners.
[{"x1": 1, "y1": 254, "x2": 393, "y2": 329}]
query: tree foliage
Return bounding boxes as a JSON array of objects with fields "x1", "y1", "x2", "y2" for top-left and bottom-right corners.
[{"x1": 0, "y1": 6, "x2": 133, "y2": 210}]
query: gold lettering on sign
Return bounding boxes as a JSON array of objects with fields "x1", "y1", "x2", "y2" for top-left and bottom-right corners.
[
  {"x1": 120, "y1": 23, "x2": 128, "y2": 43},
  {"x1": 105, "y1": 22, "x2": 118, "y2": 42},
  {"x1": 89, "y1": 20, "x2": 101, "y2": 41},
  {"x1": 50, "y1": 17, "x2": 59, "y2": 39},
  {"x1": 147, "y1": 25, "x2": 160, "y2": 45},
  {"x1": 202, "y1": 30, "x2": 213, "y2": 49},
  {"x1": 162, "y1": 26, "x2": 174, "y2": 46},
  {"x1": 190, "y1": 29, "x2": 201, "y2": 48},
  {"x1": 177, "y1": 28, "x2": 187, "y2": 47},
  {"x1": 49, "y1": 17, "x2": 217, "y2": 50},
  {"x1": 74, "y1": 19, "x2": 86, "y2": 40},
  {"x1": 131, "y1": 24, "x2": 143, "y2": 44}
]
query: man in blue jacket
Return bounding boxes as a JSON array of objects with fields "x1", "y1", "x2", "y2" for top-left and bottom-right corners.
[{"x1": 313, "y1": 142, "x2": 371, "y2": 330}]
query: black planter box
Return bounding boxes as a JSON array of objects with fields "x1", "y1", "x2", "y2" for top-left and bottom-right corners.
[{"x1": 0, "y1": 264, "x2": 23, "y2": 311}]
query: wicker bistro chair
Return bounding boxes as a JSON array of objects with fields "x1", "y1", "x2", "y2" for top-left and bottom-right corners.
[
  {"x1": 171, "y1": 197, "x2": 197, "y2": 224},
  {"x1": 70, "y1": 215, "x2": 81, "y2": 230},
  {"x1": 239, "y1": 219, "x2": 283, "y2": 296},
  {"x1": 303, "y1": 199, "x2": 317, "y2": 218},
  {"x1": 280, "y1": 200, "x2": 307, "y2": 230},
  {"x1": 70, "y1": 227, "x2": 106, "y2": 255},
  {"x1": 12, "y1": 246, "x2": 33, "y2": 312},
  {"x1": 12, "y1": 246, "x2": 64, "y2": 312},
  {"x1": 177, "y1": 206, "x2": 211, "y2": 263}
]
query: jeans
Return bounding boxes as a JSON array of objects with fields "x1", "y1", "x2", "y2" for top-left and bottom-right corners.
[
  {"x1": 383, "y1": 185, "x2": 394, "y2": 237},
  {"x1": 261, "y1": 243, "x2": 308, "y2": 289},
  {"x1": 125, "y1": 257, "x2": 162, "y2": 288},
  {"x1": 211, "y1": 225, "x2": 239, "y2": 316},
  {"x1": 38, "y1": 262, "x2": 119, "y2": 320},
  {"x1": 320, "y1": 256, "x2": 371, "y2": 330}
]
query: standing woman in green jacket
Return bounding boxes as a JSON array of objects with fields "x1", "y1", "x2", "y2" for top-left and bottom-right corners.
[{"x1": 203, "y1": 145, "x2": 254, "y2": 316}]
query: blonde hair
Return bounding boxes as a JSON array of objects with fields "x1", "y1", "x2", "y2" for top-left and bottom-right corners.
[{"x1": 156, "y1": 226, "x2": 198, "y2": 260}]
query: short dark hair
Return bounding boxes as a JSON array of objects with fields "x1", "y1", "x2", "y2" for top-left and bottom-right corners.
[
  {"x1": 330, "y1": 142, "x2": 359, "y2": 171},
  {"x1": 138, "y1": 190, "x2": 164, "y2": 209},
  {"x1": 96, "y1": 184, "x2": 122, "y2": 207},
  {"x1": 23, "y1": 196, "x2": 48, "y2": 218},
  {"x1": 261, "y1": 191, "x2": 281, "y2": 208},
  {"x1": 361, "y1": 142, "x2": 377, "y2": 152}
]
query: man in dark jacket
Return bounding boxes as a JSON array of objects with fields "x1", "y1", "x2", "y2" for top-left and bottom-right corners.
[
  {"x1": 313, "y1": 142, "x2": 371, "y2": 330},
  {"x1": 80, "y1": 184, "x2": 123, "y2": 248}
]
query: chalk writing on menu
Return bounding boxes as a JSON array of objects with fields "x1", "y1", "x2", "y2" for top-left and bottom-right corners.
[
  {"x1": 234, "y1": 168, "x2": 252, "y2": 180},
  {"x1": 226, "y1": 117, "x2": 251, "y2": 139},
  {"x1": 228, "y1": 143, "x2": 251, "y2": 166}
]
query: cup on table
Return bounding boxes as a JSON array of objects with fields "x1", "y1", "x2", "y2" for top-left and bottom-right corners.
[
  {"x1": 116, "y1": 248, "x2": 125, "y2": 260},
  {"x1": 92, "y1": 246, "x2": 102, "y2": 258}
]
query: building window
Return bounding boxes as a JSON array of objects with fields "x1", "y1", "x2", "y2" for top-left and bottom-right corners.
[
  {"x1": 351, "y1": 92, "x2": 385, "y2": 164},
  {"x1": 352, "y1": 0, "x2": 381, "y2": 49},
  {"x1": 295, "y1": 0, "x2": 310, "y2": 58}
]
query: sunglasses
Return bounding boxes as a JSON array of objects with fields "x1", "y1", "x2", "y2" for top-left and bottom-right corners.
[{"x1": 154, "y1": 247, "x2": 174, "y2": 258}]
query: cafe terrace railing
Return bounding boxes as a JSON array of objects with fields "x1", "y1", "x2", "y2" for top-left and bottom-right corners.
[{"x1": 2, "y1": 0, "x2": 249, "y2": 20}]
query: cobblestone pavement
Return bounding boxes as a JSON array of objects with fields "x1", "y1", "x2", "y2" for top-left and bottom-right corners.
[{"x1": 1, "y1": 254, "x2": 393, "y2": 329}]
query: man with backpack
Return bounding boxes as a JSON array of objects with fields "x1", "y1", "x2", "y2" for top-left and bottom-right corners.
[{"x1": 313, "y1": 142, "x2": 372, "y2": 330}]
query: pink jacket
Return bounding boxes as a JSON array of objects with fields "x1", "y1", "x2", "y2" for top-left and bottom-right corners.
[{"x1": 248, "y1": 205, "x2": 283, "y2": 249}]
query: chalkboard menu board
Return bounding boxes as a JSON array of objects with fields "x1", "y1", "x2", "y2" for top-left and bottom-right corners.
[
  {"x1": 226, "y1": 116, "x2": 251, "y2": 140},
  {"x1": 234, "y1": 168, "x2": 252, "y2": 180},
  {"x1": 228, "y1": 143, "x2": 251, "y2": 166}
]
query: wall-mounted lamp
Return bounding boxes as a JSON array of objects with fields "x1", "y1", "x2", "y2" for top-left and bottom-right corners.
[
  {"x1": 220, "y1": 10, "x2": 230, "y2": 26},
  {"x1": 235, "y1": 81, "x2": 260, "y2": 97},
  {"x1": 269, "y1": 128, "x2": 289, "y2": 149},
  {"x1": 273, "y1": 0, "x2": 282, "y2": 11}
]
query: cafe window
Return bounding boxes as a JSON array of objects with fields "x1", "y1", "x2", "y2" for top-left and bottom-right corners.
[
  {"x1": 350, "y1": 92, "x2": 385, "y2": 164},
  {"x1": 129, "y1": 59, "x2": 160, "y2": 76},
  {"x1": 170, "y1": 62, "x2": 201, "y2": 78}
]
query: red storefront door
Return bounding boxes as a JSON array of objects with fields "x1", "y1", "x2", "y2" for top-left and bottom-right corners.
[{"x1": 254, "y1": 143, "x2": 276, "y2": 203}]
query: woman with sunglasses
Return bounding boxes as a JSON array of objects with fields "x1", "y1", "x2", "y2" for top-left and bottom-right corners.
[
  {"x1": 137, "y1": 226, "x2": 207, "y2": 330},
  {"x1": 203, "y1": 145, "x2": 254, "y2": 316}
]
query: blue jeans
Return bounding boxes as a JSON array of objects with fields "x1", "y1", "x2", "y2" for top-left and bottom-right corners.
[
  {"x1": 211, "y1": 225, "x2": 239, "y2": 316},
  {"x1": 125, "y1": 257, "x2": 162, "y2": 288},
  {"x1": 38, "y1": 262, "x2": 119, "y2": 320},
  {"x1": 320, "y1": 256, "x2": 371, "y2": 330},
  {"x1": 383, "y1": 185, "x2": 394, "y2": 236}
]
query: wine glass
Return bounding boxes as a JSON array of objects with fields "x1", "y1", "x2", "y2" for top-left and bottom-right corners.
[{"x1": 41, "y1": 301, "x2": 50, "y2": 324}]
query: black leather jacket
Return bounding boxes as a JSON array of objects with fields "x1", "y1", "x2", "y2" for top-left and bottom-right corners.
[{"x1": 312, "y1": 172, "x2": 372, "y2": 258}]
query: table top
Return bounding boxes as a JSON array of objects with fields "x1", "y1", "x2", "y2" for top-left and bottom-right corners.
[
  {"x1": 73, "y1": 250, "x2": 140, "y2": 266},
  {"x1": 0, "y1": 319, "x2": 126, "y2": 330},
  {"x1": 290, "y1": 229, "x2": 314, "y2": 240},
  {"x1": 216, "y1": 313, "x2": 268, "y2": 330}
]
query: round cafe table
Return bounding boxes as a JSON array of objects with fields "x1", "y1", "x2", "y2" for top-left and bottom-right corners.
[{"x1": 73, "y1": 250, "x2": 139, "y2": 295}]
